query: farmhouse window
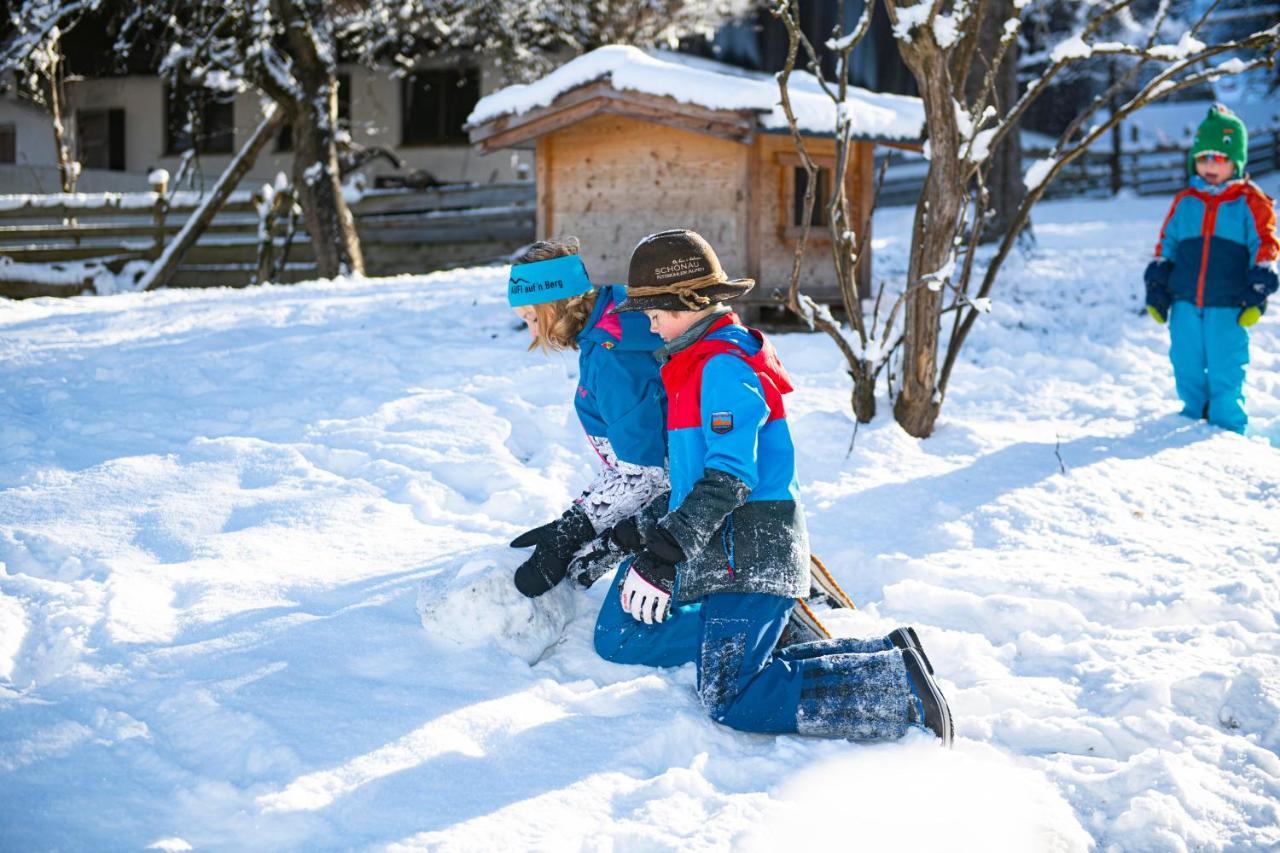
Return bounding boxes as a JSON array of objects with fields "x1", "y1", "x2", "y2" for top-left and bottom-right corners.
[
  {"x1": 792, "y1": 166, "x2": 833, "y2": 228},
  {"x1": 401, "y1": 68, "x2": 479, "y2": 146},
  {"x1": 165, "y1": 85, "x2": 235, "y2": 155},
  {"x1": 777, "y1": 151, "x2": 840, "y2": 241},
  {"x1": 278, "y1": 74, "x2": 351, "y2": 152},
  {"x1": 77, "y1": 109, "x2": 126, "y2": 170},
  {"x1": 0, "y1": 124, "x2": 14, "y2": 164}
]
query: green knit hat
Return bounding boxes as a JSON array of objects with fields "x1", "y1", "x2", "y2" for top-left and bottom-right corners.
[{"x1": 1188, "y1": 103, "x2": 1247, "y2": 178}]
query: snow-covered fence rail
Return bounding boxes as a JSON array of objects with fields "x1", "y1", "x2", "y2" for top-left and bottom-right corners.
[
  {"x1": 1043, "y1": 129, "x2": 1280, "y2": 199},
  {"x1": 0, "y1": 182, "x2": 535, "y2": 298},
  {"x1": 876, "y1": 128, "x2": 1280, "y2": 207}
]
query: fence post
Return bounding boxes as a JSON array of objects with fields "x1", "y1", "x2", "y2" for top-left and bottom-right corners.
[{"x1": 149, "y1": 169, "x2": 169, "y2": 261}]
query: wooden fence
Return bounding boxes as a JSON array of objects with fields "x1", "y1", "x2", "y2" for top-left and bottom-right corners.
[
  {"x1": 0, "y1": 181, "x2": 536, "y2": 298},
  {"x1": 875, "y1": 127, "x2": 1280, "y2": 207}
]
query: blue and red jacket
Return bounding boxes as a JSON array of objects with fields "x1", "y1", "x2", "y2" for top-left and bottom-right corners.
[
  {"x1": 1154, "y1": 177, "x2": 1279, "y2": 308},
  {"x1": 650, "y1": 313, "x2": 810, "y2": 603},
  {"x1": 574, "y1": 285, "x2": 666, "y2": 468}
]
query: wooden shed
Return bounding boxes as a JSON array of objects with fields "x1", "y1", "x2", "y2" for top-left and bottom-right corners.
[{"x1": 466, "y1": 46, "x2": 923, "y2": 315}]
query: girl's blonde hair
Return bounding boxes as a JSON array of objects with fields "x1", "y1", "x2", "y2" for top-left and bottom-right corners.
[{"x1": 515, "y1": 237, "x2": 596, "y2": 352}]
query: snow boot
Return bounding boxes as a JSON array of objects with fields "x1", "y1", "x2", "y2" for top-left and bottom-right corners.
[
  {"x1": 888, "y1": 626, "x2": 934, "y2": 675},
  {"x1": 902, "y1": 648, "x2": 953, "y2": 747}
]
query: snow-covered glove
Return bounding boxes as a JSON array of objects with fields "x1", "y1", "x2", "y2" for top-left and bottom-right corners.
[
  {"x1": 511, "y1": 506, "x2": 596, "y2": 598},
  {"x1": 619, "y1": 528, "x2": 684, "y2": 624},
  {"x1": 567, "y1": 516, "x2": 645, "y2": 589},
  {"x1": 1144, "y1": 260, "x2": 1172, "y2": 324}
]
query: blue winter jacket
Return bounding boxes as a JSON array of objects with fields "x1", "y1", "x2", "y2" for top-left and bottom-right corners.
[
  {"x1": 574, "y1": 285, "x2": 666, "y2": 468},
  {"x1": 645, "y1": 313, "x2": 810, "y2": 603},
  {"x1": 1154, "y1": 177, "x2": 1279, "y2": 308}
]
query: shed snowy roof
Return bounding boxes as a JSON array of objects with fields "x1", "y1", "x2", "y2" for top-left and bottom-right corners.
[{"x1": 467, "y1": 45, "x2": 924, "y2": 147}]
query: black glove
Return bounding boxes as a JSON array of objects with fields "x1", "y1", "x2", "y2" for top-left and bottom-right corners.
[
  {"x1": 630, "y1": 526, "x2": 685, "y2": 595},
  {"x1": 618, "y1": 528, "x2": 685, "y2": 624},
  {"x1": 511, "y1": 507, "x2": 595, "y2": 598},
  {"x1": 510, "y1": 519, "x2": 559, "y2": 549},
  {"x1": 567, "y1": 516, "x2": 645, "y2": 589},
  {"x1": 1144, "y1": 260, "x2": 1172, "y2": 324},
  {"x1": 610, "y1": 516, "x2": 644, "y2": 552}
]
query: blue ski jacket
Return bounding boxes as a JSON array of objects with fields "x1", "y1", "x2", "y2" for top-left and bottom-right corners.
[
  {"x1": 646, "y1": 313, "x2": 809, "y2": 603},
  {"x1": 1153, "y1": 177, "x2": 1279, "y2": 308},
  {"x1": 573, "y1": 285, "x2": 667, "y2": 468}
]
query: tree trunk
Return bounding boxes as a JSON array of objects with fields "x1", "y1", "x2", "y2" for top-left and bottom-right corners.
[
  {"x1": 967, "y1": 0, "x2": 1024, "y2": 243},
  {"x1": 894, "y1": 35, "x2": 963, "y2": 438},
  {"x1": 290, "y1": 90, "x2": 364, "y2": 279},
  {"x1": 852, "y1": 370, "x2": 876, "y2": 423},
  {"x1": 1108, "y1": 62, "x2": 1123, "y2": 196},
  {"x1": 42, "y1": 45, "x2": 76, "y2": 194},
  {"x1": 278, "y1": 0, "x2": 364, "y2": 279}
]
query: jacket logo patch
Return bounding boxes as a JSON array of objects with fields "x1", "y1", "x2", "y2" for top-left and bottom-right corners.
[
  {"x1": 710, "y1": 412, "x2": 734, "y2": 434},
  {"x1": 578, "y1": 386, "x2": 588, "y2": 398},
  {"x1": 601, "y1": 341, "x2": 615, "y2": 349}
]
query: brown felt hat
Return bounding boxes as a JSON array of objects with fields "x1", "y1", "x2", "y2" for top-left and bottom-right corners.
[{"x1": 611, "y1": 229, "x2": 755, "y2": 313}]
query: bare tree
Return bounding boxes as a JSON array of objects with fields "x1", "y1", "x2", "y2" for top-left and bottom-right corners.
[
  {"x1": 124, "y1": 0, "x2": 364, "y2": 279},
  {"x1": 775, "y1": 0, "x2": 1280, "y2": 438},
  {"x1": 0, "y1": 1, "x2": 99, "y2": 193},
  {"x1": 355, "y1": 0, "x2": 753, "y2": 84},
  {"x1": 772, "y1": 0, "x2": 883, "y2": 424}
]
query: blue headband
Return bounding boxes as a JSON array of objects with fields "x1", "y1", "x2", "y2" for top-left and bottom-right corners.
[{"x1": 508, "y1": 254, "x2": 593, "y2": 307}]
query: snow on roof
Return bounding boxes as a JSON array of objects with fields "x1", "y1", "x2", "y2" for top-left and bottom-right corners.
[{"x1": 468, "y1": 45, "x2": 924, "y2": 143}]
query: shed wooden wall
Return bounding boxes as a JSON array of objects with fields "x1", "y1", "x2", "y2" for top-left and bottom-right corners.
[
  {"x1": 534, "y1": 114, "x2": 875, "y2": 308},
  {"x1": 536, "y1": 115, "x2": 750, "y2": 285}
]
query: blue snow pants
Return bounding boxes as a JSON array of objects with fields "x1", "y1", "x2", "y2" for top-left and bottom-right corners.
[
  {"x1": 1169, "y1": 301, "x2": 1250, "y2": 434},
  {"x1": 594, "y1": 565, "x2": 920, "y2": 740}
]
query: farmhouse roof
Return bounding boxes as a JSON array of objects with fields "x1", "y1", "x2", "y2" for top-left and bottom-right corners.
[{"x1": 466, "y1": 45, "x2": 925, "y2": 153}]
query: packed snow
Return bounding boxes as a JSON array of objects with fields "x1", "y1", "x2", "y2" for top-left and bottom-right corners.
[
  {"x1": 2, "y1": 183, "x2": 1279, "y2": 850},
  {"x1": 467, "y1": 45, "x2": 925, "y2": 142}
]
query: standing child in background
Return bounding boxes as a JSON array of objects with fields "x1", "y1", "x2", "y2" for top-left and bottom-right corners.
[
  {"x1": 1144, "y1": 104, "x2": 1279, "y2": 434},
  {"x1": 504, "y1": 239, "x2": 669, "y2": 597},
  {"x1": 602, "y1": 229, "x2": 953, "y2": 745}
]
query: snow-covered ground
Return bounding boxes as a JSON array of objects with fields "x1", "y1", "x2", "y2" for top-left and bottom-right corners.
[{"x1": 2, "y1": 183, "x2": 1278, "y2": 851}]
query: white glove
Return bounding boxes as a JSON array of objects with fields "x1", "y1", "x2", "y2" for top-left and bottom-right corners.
[{"x1": 619, "y1": 563, "x2": 671, "y2": 625}]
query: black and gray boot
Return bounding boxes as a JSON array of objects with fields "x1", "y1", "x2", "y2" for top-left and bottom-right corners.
[
  {"x1": 902, "y1": 648, "x2": 953, "y2": 747},
  {"x1": 888, "y1": 627, "x2": 934, "y2": 675}
]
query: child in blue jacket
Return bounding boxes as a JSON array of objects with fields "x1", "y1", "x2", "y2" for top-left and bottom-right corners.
[
  {"x1": 506, "y1": 239, "x2": 668, "y2": 597},
  {"x1": 1144, "y1": 105, "x2": 1279, "y2": 434},
  {"x1": 601, "y1": 229, "x2": 953, "y2": 745}
]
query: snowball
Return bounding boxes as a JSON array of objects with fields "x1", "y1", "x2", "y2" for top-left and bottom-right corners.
[{"x1": 417, "y1": 559, "x2": 578, "y2": 665}]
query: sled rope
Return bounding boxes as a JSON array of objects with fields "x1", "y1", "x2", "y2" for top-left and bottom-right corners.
[
  {"x1": 795, "y1": 598, "x2": 832, "y2": 639},
  {"x1": 811, "y1": 553, "x2": 856, "y2": 610}
]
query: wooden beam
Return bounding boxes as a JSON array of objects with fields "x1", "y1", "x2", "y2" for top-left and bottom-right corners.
[
  {"x1": 746, "y1": 136, "x2": 762, "y2": 287},
  {"x1": 535, "y1": 136, "x2": 553, "y2": 239},
  {"x1": 471, "y1": 82, "x2": 759, "y2": 153}
]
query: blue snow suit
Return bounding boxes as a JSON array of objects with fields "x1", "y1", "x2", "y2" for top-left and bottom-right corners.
[
  {"x1": 594, "y1": 311, "x2": 921, "y2": 741},
  {"x1": 573, "y1": 285, "x2": 667, "y2": 469},
  {"x1": 1149, "y1": 177, "x2": 1279, "y2": 433}
]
